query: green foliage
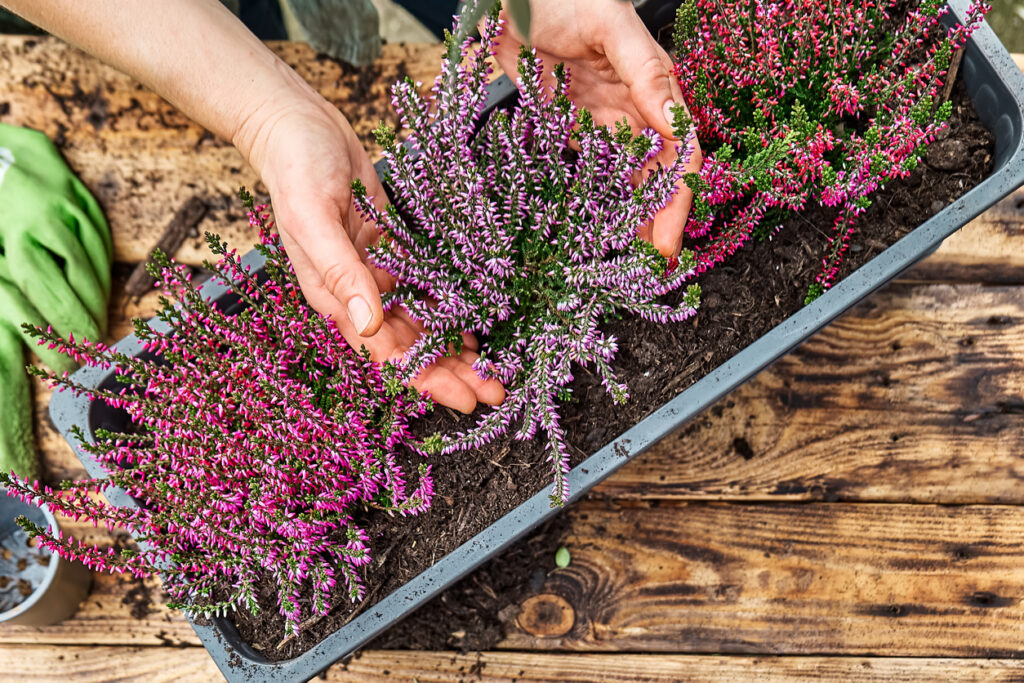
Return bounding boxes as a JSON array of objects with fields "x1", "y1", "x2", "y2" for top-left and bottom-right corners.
[
  {"x1": 674, "y1": 0, "x2": 699, "y2": 47},
  {"x1": 804, "y1": 282, "x2": 825, "y2": 305}
]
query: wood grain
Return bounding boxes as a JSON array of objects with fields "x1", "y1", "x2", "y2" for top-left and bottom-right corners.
[
  {"x1": 598, "y1": 282, "x2": 1024, "y2": 503},
  {"x1": 500, "y1": 502, "x2": 1024, "y2": 656},
  {"x1": 0, "y1": 571, "x2": 198, "y2": 646},
  {"x1": 13, "y1": 504, "x2": 1024, "y2": 654},
  {"x1": 899, "y1": 186, "x2": 1024, "y2": 284},
  {"x1": 0, "y1": 36, "x2": 442, "y2": 265},
  {"x1": 8, "y1": 648, "x2": 1024, "y2": 682}
]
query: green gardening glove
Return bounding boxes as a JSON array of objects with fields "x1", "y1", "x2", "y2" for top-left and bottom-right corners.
[
  {"x1": 0, "y1": 321, "x2": 34, "y2": 481},
  {"x1": 0, "y1": 123, "x2": 113, "y2": 480}
]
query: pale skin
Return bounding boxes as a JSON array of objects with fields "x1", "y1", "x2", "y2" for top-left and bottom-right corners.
[{"x1": 2, "y1": 0, "x2": 700, "y2": 412}]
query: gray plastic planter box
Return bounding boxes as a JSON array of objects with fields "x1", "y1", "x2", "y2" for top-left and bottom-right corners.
[{"x1": 49, "y1": 2, "x2": 1024, "y2": 680}]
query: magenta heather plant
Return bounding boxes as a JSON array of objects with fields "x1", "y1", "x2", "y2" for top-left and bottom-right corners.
[
  {"x1": 352, "y1": 3, "x2": 700, "y2": 505},
  {"x1": 0, "y1": 193, "x2": 433, "y2": 635},
  {"x1": 671, "y1": 0, "x2": 990, "y2": 302}
]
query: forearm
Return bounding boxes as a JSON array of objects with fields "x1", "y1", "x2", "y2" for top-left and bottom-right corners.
[{"x1": 0, "y1": 0, "x2": 322, "y2": 170}]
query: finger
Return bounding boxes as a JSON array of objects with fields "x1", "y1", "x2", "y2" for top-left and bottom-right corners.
[
  {"x1": 651, "y1": 180, "x2": 693, "y2": 257},
  {"x1": 288, "y1": 242, "x2": 475, "y2": 415},
  {"x1": 280, "y1": 230, "x2": 396, "y2": 352},
  {"x1": 387, "y1": 309, "x2": 502, "y2": 408},
  {"x1": 274, "y1": 194, "x2": 385, "y2": 336},
  {"x1": 651, "y1": 137, "x2": 703, "y2": 257},
  {"x1": 448, "y1": 349, "x2": 506, "y2": 406},
  {"x1": 600, "y1": 12, "x2": 684, "y2": 142},
  {"x1": 388, "y1": 305, "x2": 480, "y2": 353},
  {"x1": 384, "y1": 306, "x2": 477, "y2": 414},
  {"x1": 411, "y1": 364, "x2": 478, "y2": 414}
]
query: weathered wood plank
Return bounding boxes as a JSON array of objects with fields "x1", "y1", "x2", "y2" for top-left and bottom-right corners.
[
  {"x1": 500, "y1": 502, "x2": 1024, "y2": 656},
  {"x1": 598, "y1": 282, "x2": 1024, "y2": 502},
  {"x1": 0, "y1": 36, "x2": 442, "y2": 265},
  {"x1": 8, "y1": 648, "x2": 1024, "y2": 682},
  {"x1": 898, "y1": 186, "x2": 1024, "y2": 284},
  {"x1": 1, "y1": 35, "x2": 1021, "y2": 282},
  {"x1": 13, "y1": 503, "x2": 1024, "y2": 653},
  {"x1": 0, "y1": 570, "x2": 199, "y2": 646},
  {"x1": 6, "y1": 646, "x2": 221, "y2": 682}
]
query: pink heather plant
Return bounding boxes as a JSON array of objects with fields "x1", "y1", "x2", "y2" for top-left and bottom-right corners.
[
  {"x1": 352, "y1": 2, "x2": 700, "y2": 505},
  {"x1": 1, "y1": 192, "x2": 433, "y2": 635},
  {"x1": 672, "y1": 0, "x2": 990, "y2": 302}
]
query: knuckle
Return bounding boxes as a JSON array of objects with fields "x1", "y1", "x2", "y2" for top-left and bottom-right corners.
[
  {"x1": 638, "y1": 53, "x2": 669, "y2": 81},
  {"x1": 320, "y1": 261, "x2": 359, "y2": 300}
]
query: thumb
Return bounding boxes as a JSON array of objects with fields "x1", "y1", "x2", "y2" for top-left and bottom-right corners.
[
  {"x1": 602, "y1": 14, "x2": 685, "y2": 142},
  {"x1": 275, "y1": 201, "x2": 385, "y2": 338},
  {"x1": 324, "y1": 248, "x2": 385, "y2": 338}
]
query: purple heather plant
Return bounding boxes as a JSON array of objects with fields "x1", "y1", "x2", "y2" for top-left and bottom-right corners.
[
  {"x1": 351, "y1": 2, "x2": 700, "y2": 505},
  {"x1": 0, "y1": 192, "x2": 433, "y2": 635},
  {"x1": 671, "y1": 0, "x2": 990, "y2": 302}
]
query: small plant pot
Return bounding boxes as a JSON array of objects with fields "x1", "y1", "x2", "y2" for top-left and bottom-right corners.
[
  {"x1": 47, "y1": 1, "x2": 1024, "y2": 680},
  {"x1": 0, "y1": 488, "x2": 92, "y2": 626}
]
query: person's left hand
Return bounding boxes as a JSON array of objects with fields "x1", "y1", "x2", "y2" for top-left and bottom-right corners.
[
  {"x1": 491, "y1": 0, "x2": 702, "y2": 258},
  {"x1": 236, "y1": 91, "x2": 505, "y2": 413}
]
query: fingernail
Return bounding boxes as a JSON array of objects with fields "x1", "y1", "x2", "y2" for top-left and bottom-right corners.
[{"x1": 347, "y1": 295, "x2": 372, "y2": 335}]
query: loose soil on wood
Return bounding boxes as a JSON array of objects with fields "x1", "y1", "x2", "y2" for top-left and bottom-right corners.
[{"x1": 223, "y1": 83, "x2": 994, "y2": 660}]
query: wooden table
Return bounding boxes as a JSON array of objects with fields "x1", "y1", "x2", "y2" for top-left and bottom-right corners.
[{"x1": 2, "y1": 37, "x2": 1024, "y2": 681}]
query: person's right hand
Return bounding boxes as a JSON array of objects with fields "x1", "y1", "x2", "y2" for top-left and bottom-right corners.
[
  {"x1": 491, "y1": 0, "x2": 702, "y2": 259},
  {"x1": 233, "y1": 90, "x2": 505, "y2": 413}
]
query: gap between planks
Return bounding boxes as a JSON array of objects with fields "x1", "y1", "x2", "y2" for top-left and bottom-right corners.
[{"x1": 6, "y1": 647, "x2": 1024, "y2": 682}]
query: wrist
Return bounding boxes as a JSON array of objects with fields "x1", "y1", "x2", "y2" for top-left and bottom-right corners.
[{"x1": 229, "y1": 62, "x2": 328, "y2": 177}]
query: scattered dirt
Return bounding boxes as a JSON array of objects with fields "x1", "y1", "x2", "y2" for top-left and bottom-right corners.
[
  {"x1": 223, "y1": 80, "x2": 994, "y2": 661},
  {"x1": 121, "y1": 574, "x2": 155, "y2": 621},
  {"x1": 372, "y1": 516, "x2": 573, "y2": 651},
  {"x1": 113, "y1": 536, "x2": 155, "y2": 620},
  {"x1": 41, "y1": 81, "x2": 108, "y2": 131}
]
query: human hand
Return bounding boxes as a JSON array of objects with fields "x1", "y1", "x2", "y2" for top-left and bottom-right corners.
[
  {"x1": 492, "y1": 0, "x2": 702, "y2": 258},
  {"x1": 234, "y1": 91, "x2": 505, "y2": 413}
]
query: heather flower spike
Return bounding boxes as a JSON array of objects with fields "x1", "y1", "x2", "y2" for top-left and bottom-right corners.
[
  {"x1": 2, "y1": 191, "x2": 434, "y2": 635},
  {"x1": 352, "y1": 1, "x2": 701, "y2": 505},
  {"x1": 672, "y1": 0, "x2": 990, "y2": 301}
]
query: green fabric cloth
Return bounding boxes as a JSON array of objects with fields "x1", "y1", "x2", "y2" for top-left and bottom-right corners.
[{"x1": 0, "y1": 123, "x2": 112, "y2": 480}]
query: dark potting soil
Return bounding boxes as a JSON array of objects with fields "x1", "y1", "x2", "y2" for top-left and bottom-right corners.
[{"x1": 225, "y1": 83, "x2": 995, "y2": 660}]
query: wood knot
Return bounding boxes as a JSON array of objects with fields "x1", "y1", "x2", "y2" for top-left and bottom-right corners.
[{"x1": 515, "y1": 594, "x2": 575, "y2": 638}]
